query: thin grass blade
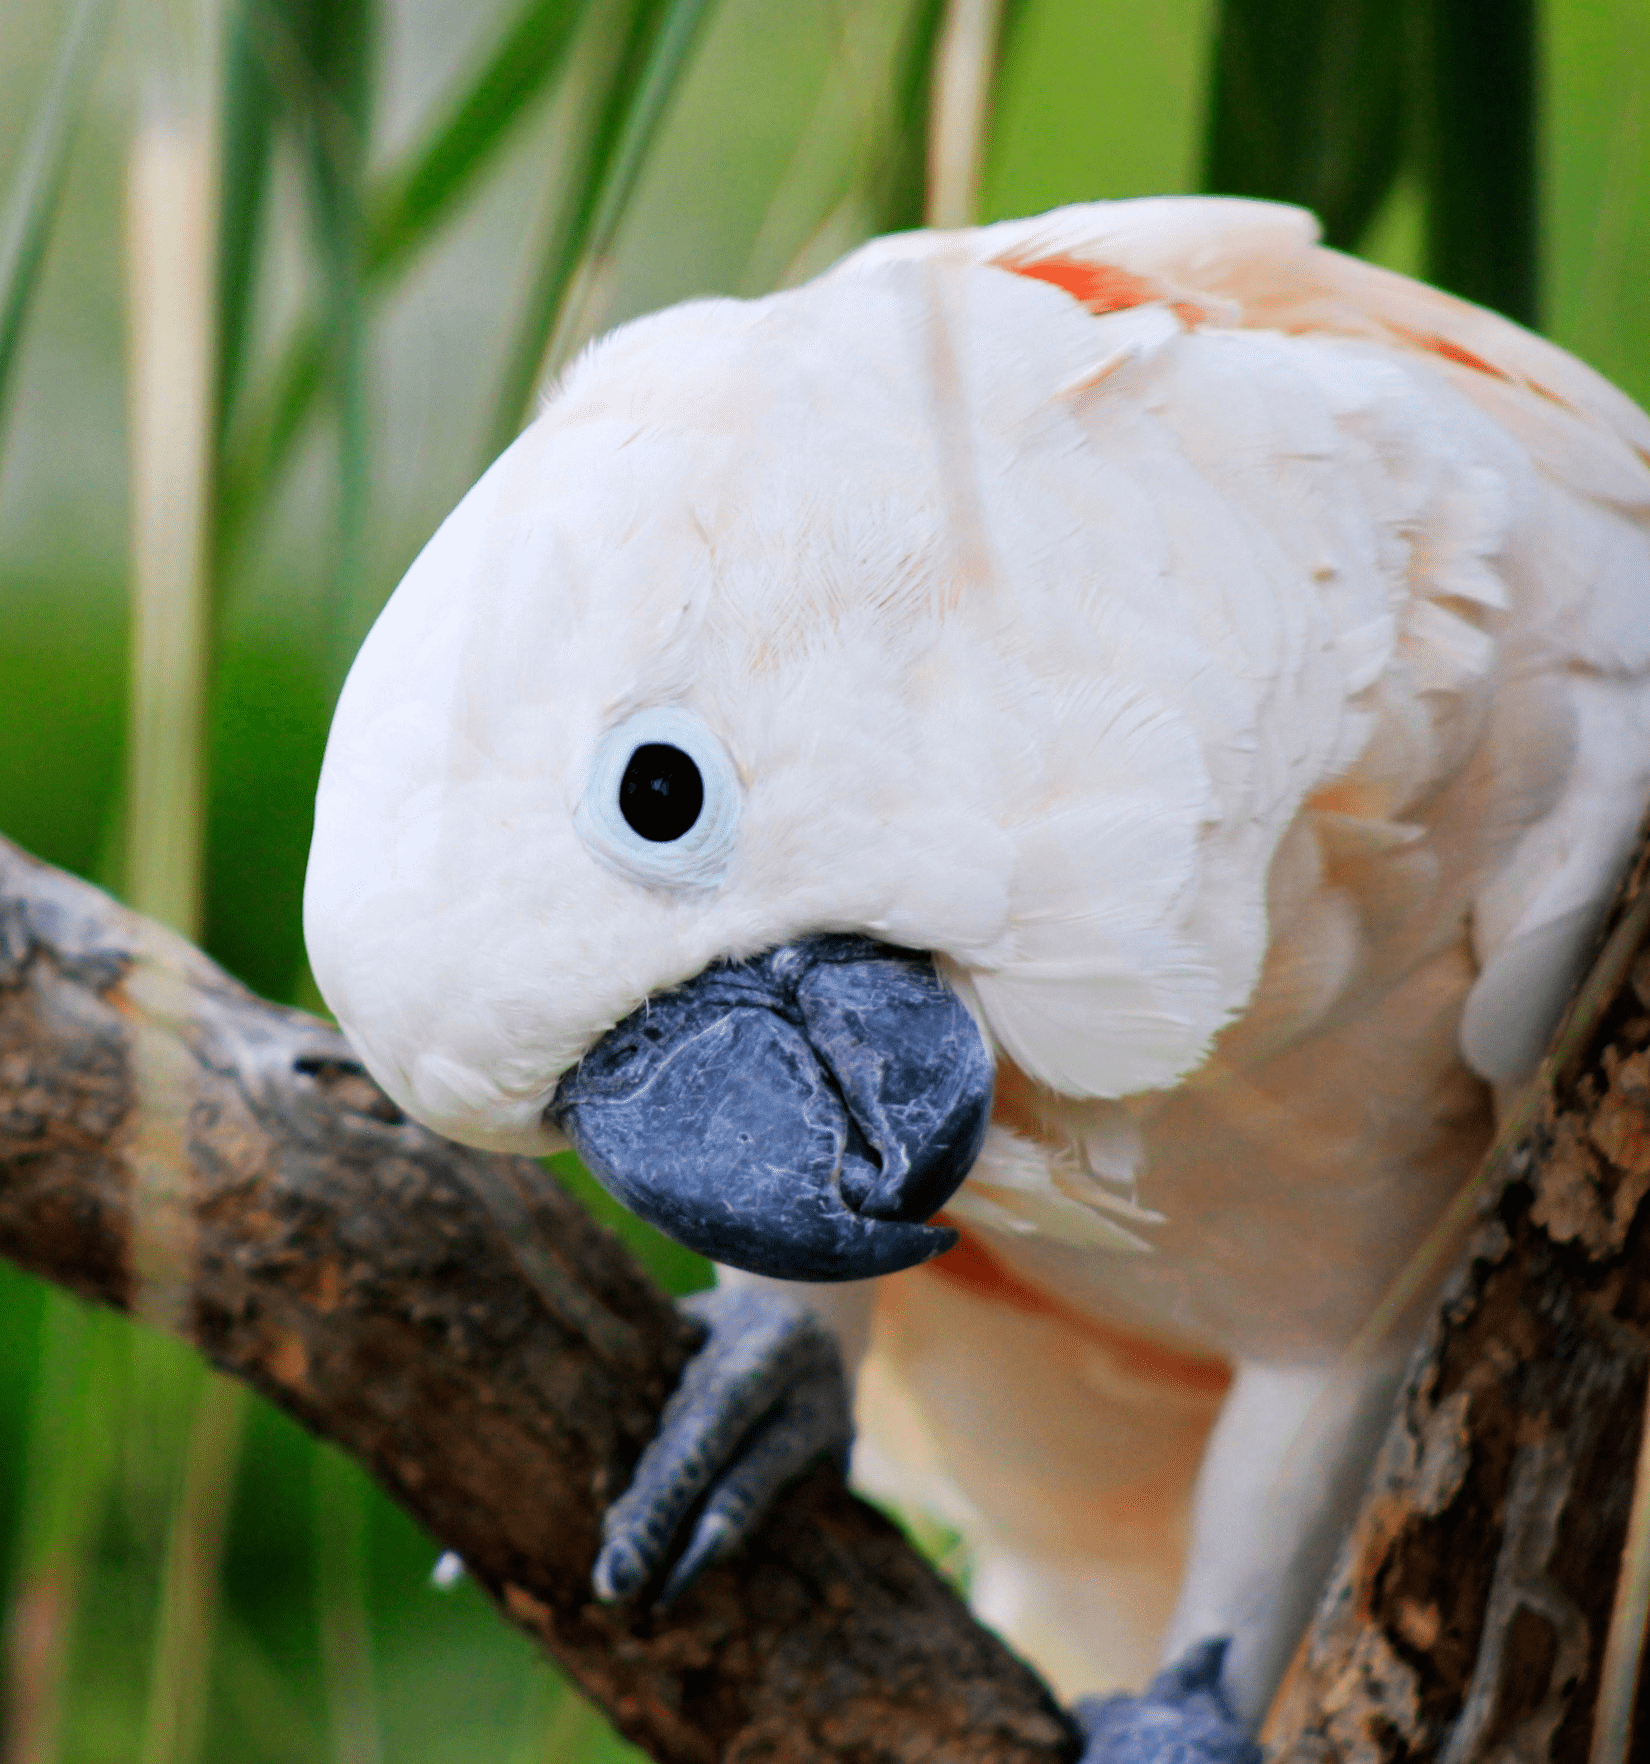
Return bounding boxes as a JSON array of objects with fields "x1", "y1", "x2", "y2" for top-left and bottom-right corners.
[
  {"x1": 485, "y1": 0, "x2": 720, "y2": 455},
  {"x1": 566, "y1": 0, "x2": 719, "y2": 281},
  {"x1": 124, "y1": 99, "x2": 217, "y2": 940},
  {"x1": 1200, "y1": 0, "x2": 1405, "y2": 252},
  {"x1": 294, "y1": 0, "x2": 378, "y2": 680},
  {"x1": 123, "y1": 38, "x2": 259, "y2": 1759},
  {"x1": 0, "y1": 0, "x2": 116, "y2": 449},
  {"x1": 214, "y1": 0, "x2": 282, "y2": 449},
  {"x1": 925, "y1": 0, "x2": 1010, "y2": 227}
]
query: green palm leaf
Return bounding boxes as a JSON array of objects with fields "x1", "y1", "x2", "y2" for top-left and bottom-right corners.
[
  {"x1": 1202, "y1": 0, "x2": 1540, "y2": 324},
  {"x1": 1201, "y1": 0, "x2": 1405, "y2": 251}
]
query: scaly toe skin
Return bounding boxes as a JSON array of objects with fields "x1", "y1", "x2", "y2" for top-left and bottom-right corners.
[
  {"x1": 656, "y1": 1357, "x2": 851, "y2": 1605},
  {"x1": 594, "y1": 1285, "x2": 850, "y2": 1604},
  {"x1": 1073, "y1": 1640, "x2": 1261, "y2": 1764}
]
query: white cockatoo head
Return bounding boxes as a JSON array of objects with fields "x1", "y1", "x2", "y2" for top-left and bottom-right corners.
[
  {"x1": 306, "y1": 240, "x2": 1235, "y2": 1278},
  {"x1": 303, "y1": 263, "x2": 1041, "y2": 1279}
]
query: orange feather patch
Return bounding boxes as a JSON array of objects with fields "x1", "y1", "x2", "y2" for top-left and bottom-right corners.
[
  {"x1": 1425, "y1": 334, "x2": 1511, "y2": 381},
  {"x1": 1003, "y1": 255, "x2": 1163, "y2": 312},
  {"x1": 1002, "y1": 255, "x2": 1211, "y2": 328},
  {"x1": 1390, "y1": 326, "x2": 1514, "y2": 385}
]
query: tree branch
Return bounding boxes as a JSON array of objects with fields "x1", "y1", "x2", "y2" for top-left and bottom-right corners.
[
  {"x1": 0, "y1": 834, "x2": 1077, "y2": 1764},
  {"x1": 1267, "y1": 819, "x2": 1650, "y2": 1761},
  {"x1": 14, "y1": 804, "x2": 1650, "y2": 1764}
]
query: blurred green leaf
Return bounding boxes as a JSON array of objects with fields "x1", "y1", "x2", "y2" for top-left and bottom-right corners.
[
  {"x1": 485, "y1": 0, "x2": 720, "y2": 455},
  {"x1": 870, "y1": 0, "x2": 951, "y2": 234},
  {"x1": 215, "y1": 324, "x2": 327, "y2": 582},
  {"x1": 315, "y1": 1449, "x2": 382, "y2": 1764},
  {"x1": 1413, "y1": 0, "x2": 1539, "y2": 325},
  {"x1": 0, "y1": 2, "x2": 1643, "y2": 1759},
  {"x1": 1203, "y1": 0, "x2": 1540, "y2": 323},
  {"x1": 0, "y1": 576, "x2": 126, "y2": 881},
  {"x1": 139, "y1": 1377, "x2": 251, "y2": 1764},
  {"x1": 368, "y1": 0, "x2": 592, "y2": 278},
  {"x1": 1200, "y1": 0, "x2": 1405, "y2": 250},
  {"x1": 217, "y1": 0, "x2": 597, "y2": 576},
  {"x1": 215, "y1": 0, "x2": 282, "y2": 449},
  {"x1": 202, "y1": 610, "x2": 331, "y2": 1003},
  {"x1": 285, "y1": 0, "x2": 377, "y2": 672},
  {"x1": 4, "y1": 1294, "x2": 124, "y2": 1764},
  {"x1": 213, "y1": 0, "x2": 378, "y2": 671},
  {"x1": 0, "y1": 0, "x2": 114, "y2": 449},
  {"x1": 214, "y1": 1608, "x2": 326, "y2": 1764}
]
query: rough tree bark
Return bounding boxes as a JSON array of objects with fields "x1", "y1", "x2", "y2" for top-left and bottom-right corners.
[
  {"x1": 0, "y1": 834, "x2": 1077, "y2": 1764},
  {"x1": 1266, "y1": 825, "x2": 1650, "y2": 1762}
]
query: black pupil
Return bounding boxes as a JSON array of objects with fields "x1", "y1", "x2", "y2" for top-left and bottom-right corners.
[{"x1": 619, "y1": 744, "x2": 704, "y2": 842}]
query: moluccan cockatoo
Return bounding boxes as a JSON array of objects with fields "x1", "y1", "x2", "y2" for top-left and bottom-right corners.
[{"x1": 303, "y1": 197, "x2": 1650, "y2": 1761}]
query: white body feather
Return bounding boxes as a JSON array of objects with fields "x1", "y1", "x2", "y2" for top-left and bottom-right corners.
[{"x1": 305, "y1": 198, "x2": 1650, "y2": 1721}]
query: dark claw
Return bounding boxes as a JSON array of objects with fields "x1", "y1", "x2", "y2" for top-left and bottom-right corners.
[
  {"x1": 1074, "y1": 1640, "x2": 1261, "y2": 1764},
  {"x1": 594, "y1": 1286, "x2": 851, "y2": 1605}
]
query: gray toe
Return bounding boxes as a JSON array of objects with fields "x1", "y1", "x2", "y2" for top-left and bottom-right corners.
[
  {"x1": 594, "y1": 1286, "x2": 851, "y2": 1604},
  {"x1": 1074, "y1": 1640, "x2": 1261, "y2": 1764}
]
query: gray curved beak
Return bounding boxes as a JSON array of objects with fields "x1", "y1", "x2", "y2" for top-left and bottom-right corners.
[{"x1": 549, "y1": 935, "x2": 992, "y2": 1281}]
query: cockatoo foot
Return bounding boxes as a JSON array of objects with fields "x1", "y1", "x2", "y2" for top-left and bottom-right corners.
[
  {"x1": 593, "y1": 1285, "x2": 851, "y2": 1605},
  {"x1": 1074, "y1": 1640, "x2": 1261, "y2": 1764}
]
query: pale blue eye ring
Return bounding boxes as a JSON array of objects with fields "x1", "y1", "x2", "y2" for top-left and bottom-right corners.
[{"x1": 574, "y1": 707, "x2": 741, "y2": 888}]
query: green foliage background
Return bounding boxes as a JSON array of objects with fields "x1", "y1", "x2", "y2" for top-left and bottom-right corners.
[{"x1": 0, "y1": 0, "x2": 1646, "y2": 1757}]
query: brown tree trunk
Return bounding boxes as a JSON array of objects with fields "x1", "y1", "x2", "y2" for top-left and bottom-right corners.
[
  {"x1": 0, "y1": 835, "x2": 1076, "y2": 1764},
  {"x1": 1266, "y1": 826, "x2": 1650, "y2": 1762}
]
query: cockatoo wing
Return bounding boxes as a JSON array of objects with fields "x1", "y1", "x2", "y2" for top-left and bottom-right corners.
[{"x1": 835, "y1": 198, "x2": 1650, "y2": 1094}]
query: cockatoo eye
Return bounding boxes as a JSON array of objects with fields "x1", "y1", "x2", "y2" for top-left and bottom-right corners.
[
  {"x1": 575, "y1": 707, "x2": 740, "y2": 888},
  {"x1": 620, "y1": 744, "x2": 703, "y2": 841}
]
